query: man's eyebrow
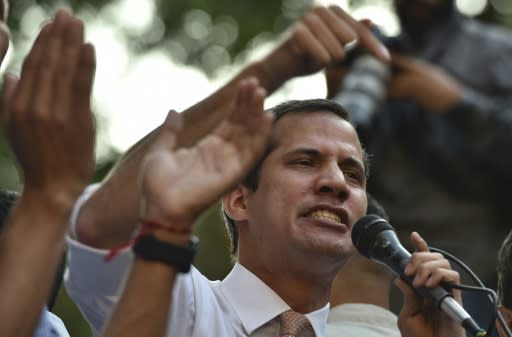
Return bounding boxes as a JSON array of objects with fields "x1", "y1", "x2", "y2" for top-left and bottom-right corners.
[
  {"x1": 282, "y1": 148, "x2": 365, "y2": 173},
  {"x1": 340, "y1": 157, "x2": 366, "y2": 175},
  {"x1": 282, "y1": 147, "x2": 321, "y2": 160}
]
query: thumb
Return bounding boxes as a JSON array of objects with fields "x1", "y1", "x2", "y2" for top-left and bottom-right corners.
[
  {"x1": 395, "y1": 277, "x2": 422, "y2": 317},
  {"x1": 160, "y1": 110, "x2": 183, "y2": 151}
]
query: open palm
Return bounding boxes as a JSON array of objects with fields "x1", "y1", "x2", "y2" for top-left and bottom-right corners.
[{"x1": 140, "y1": 78, "x2": 273, "y2": 227}]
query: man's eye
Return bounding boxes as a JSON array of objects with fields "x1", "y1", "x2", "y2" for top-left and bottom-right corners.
[
  {"x1": 344, "y1": 171, "x2": 363, "y2": 183},
  {"x1": 293, "y1": 159, "x2": 314, "y2": 167}
]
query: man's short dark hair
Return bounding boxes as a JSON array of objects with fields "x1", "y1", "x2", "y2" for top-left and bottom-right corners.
[
  {"x1": 222, "y1": 98, "x2": 369, "y2": 257},
  {"x1": 498, "y1": 229, "x2": 512, "y2": 308}
]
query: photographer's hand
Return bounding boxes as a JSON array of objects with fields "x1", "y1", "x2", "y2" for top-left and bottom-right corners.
[
  {"x1": 388, "y1": 53, "x2": 462, "y2": 113},
  {"x1": 259, "y1": 5, "x2": 389, "y2": 93}
]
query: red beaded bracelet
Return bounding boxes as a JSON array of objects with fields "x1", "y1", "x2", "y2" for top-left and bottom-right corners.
[{"x1": 104, "y1": 219, "x2": 192, "y2": 262}]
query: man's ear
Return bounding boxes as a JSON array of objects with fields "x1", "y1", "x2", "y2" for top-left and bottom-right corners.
[
  {"x1": 497, "y1": 305, "x2": 512, "y2": 337},
  {"x1": 222, "y1": 184, "x2": 250, "y2": 222}
]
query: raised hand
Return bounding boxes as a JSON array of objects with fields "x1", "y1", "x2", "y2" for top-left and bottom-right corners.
[
  {"x1": 140, "y1": 78, "x2": 273, "y2": 227},
  {"x1": 260, "y1": 5, "x2": 389, "y2": 92},
  {"x1": 396, "y1": 232, "x2": 465, "y2": 337},
  {"x1": 1, "y1": 9, "x2": 96, "y2": 207}
]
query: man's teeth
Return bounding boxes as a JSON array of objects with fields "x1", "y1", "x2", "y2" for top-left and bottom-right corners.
[{"x1": 310, "y1": 210, "x2": 341, "y2": 223}]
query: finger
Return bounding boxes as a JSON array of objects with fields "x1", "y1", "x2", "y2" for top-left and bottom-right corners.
[
  {"x1": 1, "y1": 73, "x2": 19, "y2": 127},
  {"x1": 160, "y1": 110, "x2": 183, "y2": 151},
  {"x1": 163, "y1": 109, "x2": 183, "y2": 134},
  {"x1": 304, "y1": 9, "x2": 350, "y2": 61},
  {"x1": 315, "y1": 7, "x2": 357, "y2": 44},
  {"x1": 394, "y1": 277, "x2": 422, "y2": 316},
  {"x1": 425, "y1": 268, "x2": 459, "y2": 288},
  {"x1": 292, "y1": 22, "x2": 331, "y2": 65},
  {"x1": 329, "y1": 5, "x2": 390, "y2": 62},
  {"x1": 236, "y1": 77, "x2": 267, "y2": 128},
  {"x1": 405, "y1": 251, "x2": 445, "y2": 276},
  {"x1": 72, "y1": 43, "x2": 96, "y2": 132},
  {"x1": 12, "y1": 23, "x2": 52, "y2": 116},
  {"x1": 33, "y1": 10, "x2": 72, "y2": 117},
  {"x1": 410, "y1": 258, "x2": 451, "y2": 287},
  {"x1": 247, "y1": 85, "x2": 269, "y2": 136},
  {"x1": 359, "y1": 19, "x2": 373, "y2": 28},
  {"x1": 54, "y1": 15, "x2": 84, "y2": 118},
  {"x1": 411, "y1": 231, "x2": 429, "y2": 252},
  {"x1": 229, "y1": 78, "x2": 254, "y2": 125}
]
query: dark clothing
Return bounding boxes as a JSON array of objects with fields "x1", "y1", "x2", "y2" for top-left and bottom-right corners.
[{"x1": 360, "y1": 13, "x2": 512, "y2": 283}]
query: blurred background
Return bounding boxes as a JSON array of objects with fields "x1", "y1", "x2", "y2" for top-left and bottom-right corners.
[{"x1": 0, "y1": 0, "x2": 510, "y2": 336}]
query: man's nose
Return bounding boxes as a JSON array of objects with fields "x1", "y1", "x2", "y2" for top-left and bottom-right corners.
[{"x1": 315, "y1": 162, "x2": 349, "y2": 200}]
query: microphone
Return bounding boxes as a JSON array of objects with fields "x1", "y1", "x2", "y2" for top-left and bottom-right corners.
[{"x1": 351, "y1": 214, "x2": 486, "y2": 337}]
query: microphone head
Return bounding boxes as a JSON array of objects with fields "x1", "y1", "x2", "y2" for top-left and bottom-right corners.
[{"x1": 351, "y1": 214, "x2": 395, "y2": 258}]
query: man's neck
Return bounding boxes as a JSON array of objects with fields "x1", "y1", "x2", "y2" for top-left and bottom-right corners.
[{"x1": 239, "y1": 257, "x2": 340, "y2": 313}]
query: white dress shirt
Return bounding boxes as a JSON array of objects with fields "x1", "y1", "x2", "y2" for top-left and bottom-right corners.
[
  {"x1": 65, "y1": 184, "x2": 329, "y2": 337},
  {"x1": 326, "y1": 303, "x2": 401, "y2": 337},
  {"x1": 34, "y1": 308, "x2": 70, "y2": 337}
]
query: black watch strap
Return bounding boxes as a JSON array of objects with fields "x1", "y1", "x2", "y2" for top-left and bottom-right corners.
[{"x1": 133, "y1": 234, "x2": 198, "y2": 273}]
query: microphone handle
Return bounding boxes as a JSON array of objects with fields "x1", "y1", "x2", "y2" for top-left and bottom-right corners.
[
  {"x1": 383, "y1": 245, "x2": 486, "y2": 337},
  {"x1": 383, "y1": 245, "x2": 453, "y2": 305}
]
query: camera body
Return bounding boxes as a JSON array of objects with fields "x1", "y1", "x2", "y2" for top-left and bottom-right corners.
[{"x1": 331, "y1": 28, "x2": 400, "y2": 127}]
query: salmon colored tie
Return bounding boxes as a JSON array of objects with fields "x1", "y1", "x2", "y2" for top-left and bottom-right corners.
[{"x1": 278, "y1": 309, "x2": 314, "y2": 337}]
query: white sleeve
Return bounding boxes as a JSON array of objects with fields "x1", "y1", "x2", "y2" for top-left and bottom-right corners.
[
  {"x1": 68, "y1": 183, "x2": 101, "y2": 239},
  {"x1": 65, "y1": 238, "x2": 203, "y2": 337},
  {"x1": 64, "y1": 184, "x2": 201, "y2": 337},
  {"x1": 64, "y1": 236, "x2": 133, "y2": 336}
]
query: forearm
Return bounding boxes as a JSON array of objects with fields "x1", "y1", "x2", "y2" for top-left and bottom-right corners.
[
  {"x1": 101, "y1": 258, "x2": 177, "y2": 337},
  {"x1": 76, "y1": 61, "x2": 273, "y2": 249},
  {"x1": 0, "y1": 192, "x2": 72, "y2": 337}
]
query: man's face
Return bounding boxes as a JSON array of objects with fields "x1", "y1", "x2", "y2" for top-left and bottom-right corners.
[
  {"x1": 394, "y1": 0, "x2": 453, "y2": 36},
  {"x1": 238, "y1": 111, "x2": 367, "y2": 273}
]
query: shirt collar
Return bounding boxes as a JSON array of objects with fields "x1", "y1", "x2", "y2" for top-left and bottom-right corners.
[{"x1": 221, "y1": 262, "x2": 329, "y2": 337}]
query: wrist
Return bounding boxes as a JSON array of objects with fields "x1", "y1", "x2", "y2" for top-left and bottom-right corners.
[
  {"x1": 256, "y1": 48, "x2": 294, "y2": 93},
  {"x1": 22, "y1": 184, "x2": 84, "y2": 215},
  {"x1": 133, "y1": 233, "x2": 198, "y2": 272},
  {"x1": 19, "y1": 188, "x2": 77, "y2": 222},
  {"x1": 139, "y1": 218, "x2": 192, "y2": 246},
  {"x1": 103, "y1": 218, "x2": 193, "y2": 262}
]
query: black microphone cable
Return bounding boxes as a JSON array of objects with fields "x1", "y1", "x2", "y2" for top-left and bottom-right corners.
[{"x1": 430, "y1": 247, "x2": 512, "y2": 337}]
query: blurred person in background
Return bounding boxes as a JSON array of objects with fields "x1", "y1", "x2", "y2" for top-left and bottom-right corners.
[{"x1": 327, "y1": 0, "x2": 512, "y2": 294}]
